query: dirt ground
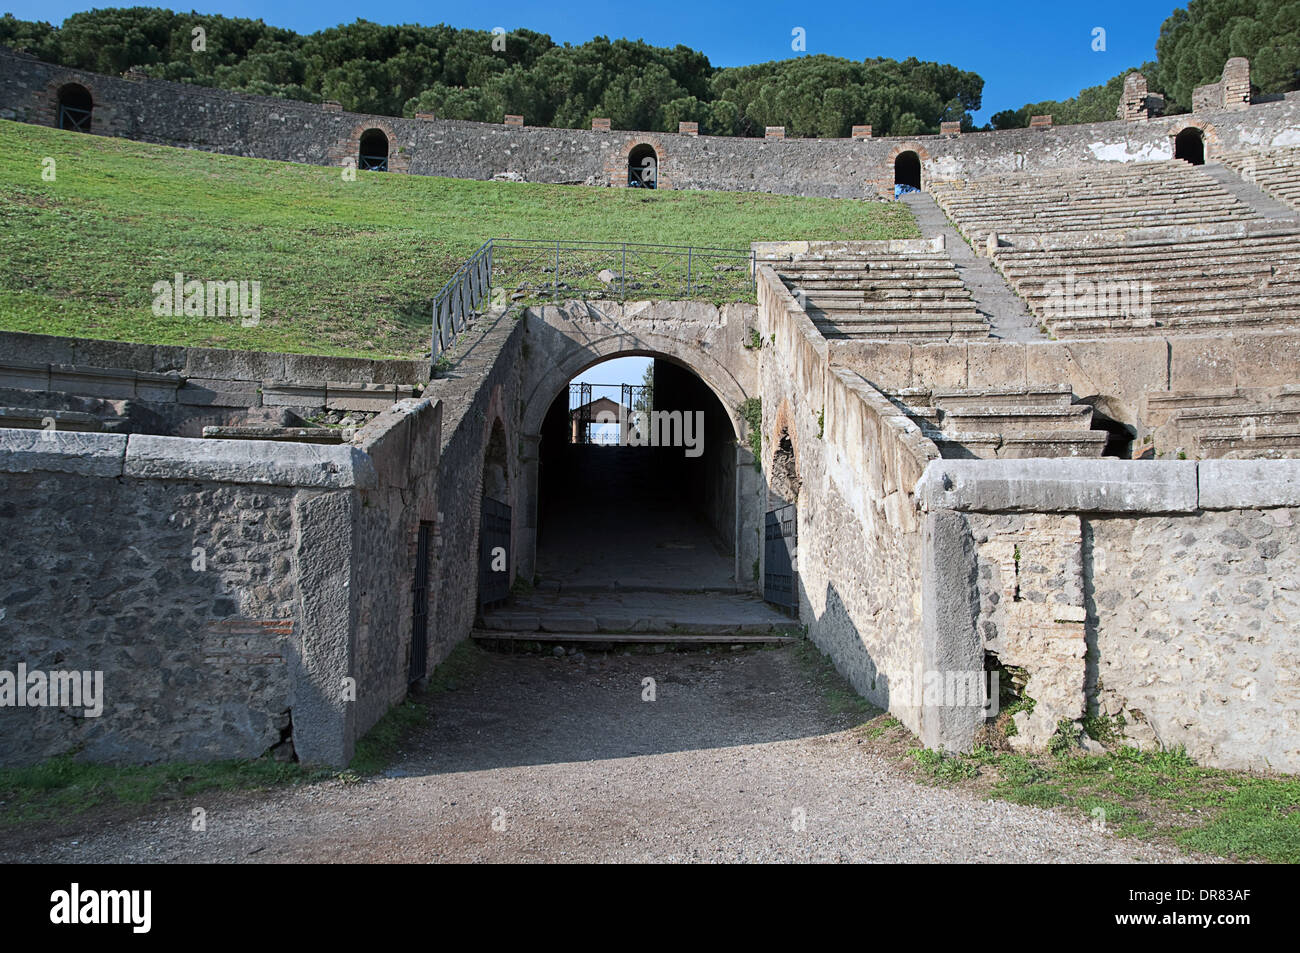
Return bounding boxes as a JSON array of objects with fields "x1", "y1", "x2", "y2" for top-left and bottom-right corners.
[{"x1": 0, "y1": 646, "x2": 1192, "y2": 863}]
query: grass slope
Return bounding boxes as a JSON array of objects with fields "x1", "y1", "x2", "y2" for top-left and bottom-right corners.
[{"x1": 0, "y1": 121, "x2": 917, "y2": 359}]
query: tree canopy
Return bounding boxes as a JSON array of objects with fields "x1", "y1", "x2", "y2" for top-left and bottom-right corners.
[
  {"x1": 0, "y1": 8, "x2": 982, "y2": 136},
  {"x1": 991, "y1": 0, "x2": 1299, "y2": 128}
]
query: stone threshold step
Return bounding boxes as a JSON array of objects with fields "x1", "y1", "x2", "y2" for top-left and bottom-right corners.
[{"x1": 472, "y1": 629, "x2": 799, "y2": 646}]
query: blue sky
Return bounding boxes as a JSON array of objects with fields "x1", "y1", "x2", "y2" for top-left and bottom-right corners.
[{"x1": 4, "y1": 1, "x2": 1182, "y2": 122}]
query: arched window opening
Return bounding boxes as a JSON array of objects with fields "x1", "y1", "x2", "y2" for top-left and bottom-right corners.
[
  {"x1": 1174, "y1": 128, "x2": 1205, "y2": 166},
  {"x1": 894, "y1": 151, "x2": 922, "y2": 192},
  {"x1": 359, "y1": 129, "x2": 389, "y2": 172},
  {"x1": 57, "y1": 84, "x2": 93, "y2": 133},
  {"x1": 628, "y1": 144, "x2": 658, "y2": 189}
]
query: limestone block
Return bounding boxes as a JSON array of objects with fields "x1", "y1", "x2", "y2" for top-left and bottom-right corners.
[{"x1": 0, "y1": 429, "x2": 126, "y2": 476}]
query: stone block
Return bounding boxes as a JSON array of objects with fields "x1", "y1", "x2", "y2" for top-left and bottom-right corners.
[
  {"x1": 262, "y1": 381, "x2": 327, "y2": 408},
  {"x1": 0, "y1": 429, "x2": 126, "y2": 477},
  {"x1": 940, "y1": 121, "x2": 962, "y2": 136},
  {"x1": 284, "y1": 353, "x2": 374, "y2": 384},
  {"x1": 1232, "y1": 333, "x2": 1300, "y2": 388},
  {"x1": 0, "y1": 360, "x2": 49, "y2": 391},
  {"x1": 916, "y1": 458, "x2": 1198, "y2": 514},
  {"x1": 124, "y1": 434, "x2": 377, "y2": 488},
  {"x1": 185, "y1": 347, "x2": 286, "y2": 382},
  {"x1": 49, "y1": 364, "x2": 136, "y2": 399},
  {"x1": 71, "y1": 338, "x2": 156, "y2": 372},
  {"x1": 967, "y1": 342, "x2": 1027, "y2": 389},
  {"x1": 326, "y1": 382, "x2": 398, "y2": 411},
  {"x1": 912, "y1": 343, "x2": 968, "y2": 389},
  {"x1": 0, "y1": 331, "x2": 74, "y2": 364},
  {"x1": 504, "y1": 114, "x2": 523, "y2": 127},
  {"x1": 829, "y1": 340, "x2": 912, "y2": 390},
  {"x1": 178, "y1": 378, "x2": 260, "y2": 408},
  {"x1": 1170, "y1": 336, "x2": 1236, "y2": 391},
  {"x1": 1198, "y1": 460, "x2": 1300, "y2": 510},
  {"x1": 135, "y1": 371, "x2": 182, "y2": 402}
]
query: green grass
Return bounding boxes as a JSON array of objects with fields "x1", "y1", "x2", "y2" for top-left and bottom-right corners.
[
  {"x1": 792, "y1": 638, "x2": 878, "y2": 722},
  {"x1": 347, "y1": 640, "x2": 490, "y2": 776},
  {"x1": 855, "y1": 711, "x2": 1300, "y2": 862},
  {"x1": 0, "y1": 642, "x2": 494, "y2": 827},
  {"x1": 0, "y1": 755, "x2": 329, "y2": 828},
  {"x1": 0, "y1": 120, "x2": 917, "y2": 358}
]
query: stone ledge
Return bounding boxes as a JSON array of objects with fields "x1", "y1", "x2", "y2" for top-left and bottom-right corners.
[
  {"x1": 1198, "y1": 460, "x2": 1300, "y2": 509},
  {"x1": 0, "y1": 428, "x2": 127, "y2": 476},
  {"x1": 123, "y1": 434, "x2": 377, "y2": 488},
  {"x1": 917, "y1": 458, "x2": 1198, "y2": 513}
]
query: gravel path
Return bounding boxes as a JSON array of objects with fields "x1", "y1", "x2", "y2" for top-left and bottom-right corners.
[{"x1": 1, "y1": 647, "x2": 1190, "y2": 863}]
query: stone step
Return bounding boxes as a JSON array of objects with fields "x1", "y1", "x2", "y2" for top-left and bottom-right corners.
[
  {"x1": 0, "y1": 405, "x2": 113, "y2": 431},
  {"x1": 472, "y1": 629, "x2": 799, "y2": 648},
  {"x1": 930, "y1": 385, "x2": 1074, "y2": 409},
  {"x1": 939, "y1": 403, "x2": 1093, "y2": 432}
]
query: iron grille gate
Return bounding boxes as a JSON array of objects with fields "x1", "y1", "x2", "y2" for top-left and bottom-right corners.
[
  {"x1": 763, "y1": 503, "x2": 798, "y2": 611},
  {"x1": 478, "y1": 497, "x2": 512, "y2": 610},
  {"x1": 409, "y1": 522, "x2": 432, "y2": 683}
]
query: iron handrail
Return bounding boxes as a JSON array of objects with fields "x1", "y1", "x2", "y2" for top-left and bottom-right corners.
[{"x1": 430, "y1": 238, "x2": 756, "y2": 372}]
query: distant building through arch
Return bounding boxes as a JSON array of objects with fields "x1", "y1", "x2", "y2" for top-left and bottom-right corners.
[
  {"x1": 359, "y1": 129, "x2": 389, "y2": 171},
  {"x1": 56, "y1": 83, "x2": 92, "y2": 133}
]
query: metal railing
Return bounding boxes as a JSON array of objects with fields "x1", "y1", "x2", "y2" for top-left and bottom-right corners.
[
  {"x1": 431, "y1": 239, "x2": 493, "y2": 362},
  {"x1": 430, "y1": 239, "x2": 755, "y2": 370}
]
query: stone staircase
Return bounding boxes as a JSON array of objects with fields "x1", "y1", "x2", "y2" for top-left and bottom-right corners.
[
  {"x1": 1146, "y1": 387, "x2": 1300, "y2": 459},
  {"x1": 883, "y1": 384, "x2": 1108, "y2": 459},
  {"x1": 995, "y1": 226, "x2": 1300, "y2": 337},
  {"x1": 474, "y1": 590, "x2": 802, "y2": 649},
  {"x1": 928, "y1": 158, "x2": 1300, "y2": 338},
  {"x1": 929, "y1": 160, "x2": 1256, "y2": 244},
  {"x1": 756, "y1": 238, "x2": 990, "y2": 341},
  {"x1": 1219, "y1": 147, "x2": 1300, "y2": 213}
]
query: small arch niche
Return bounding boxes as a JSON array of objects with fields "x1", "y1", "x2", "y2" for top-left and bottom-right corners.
[
  {"x1": 628, "y1": 143, "x2": 658, "y2": 188},
  {"x1": 57, "y1": 83, "x2": 93, "y2": 133},
  {"x1": 894, "y1": 150, "x2": 922, "y2": 190},
  {"x1": 1174, "y1": 127, "x2": 1205, "y2": 165},
  {"x1": 359, "y1": 129, "x2": 390, "y2": 172}
]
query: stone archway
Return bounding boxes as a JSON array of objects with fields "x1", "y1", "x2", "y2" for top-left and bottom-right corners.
[
  {"x1": 1169, "y1": 120, "x2": 1219, "y2": 164},
  {"x1": 55, "y1": 83, "x2": 93, "y2": 133}
]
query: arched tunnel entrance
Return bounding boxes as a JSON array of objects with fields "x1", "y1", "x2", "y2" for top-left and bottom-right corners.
[{"x1": 535, "y1": 355, "x2": 739, "y2": 589}]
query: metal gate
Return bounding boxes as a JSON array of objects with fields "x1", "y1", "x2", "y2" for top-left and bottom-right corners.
[
  {"x1": 763, "y1": 503, "x2": 798, "y2": 611},
  {"x1": 409, "y1": 522, "x2": 432, "y2": 682},
  {"x1": 478, "y1": 497, "x2": 512, "y2": 610}
]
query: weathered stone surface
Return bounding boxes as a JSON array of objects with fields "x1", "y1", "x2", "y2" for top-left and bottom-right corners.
[
  {"x1": 1199, "y1": 460, "x2": 1300, "y2": 509},
  {"x1": 917, "y1": 458, "x2": 1198, "y2": 513},
  {"x1": 0, "y1": 429, "x2": 126, "y2": 476},
  {"x1": 124, "y1": 434, "x2": 377, "y2": 488}
]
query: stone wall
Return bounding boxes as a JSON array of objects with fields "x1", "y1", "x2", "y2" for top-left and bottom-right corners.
[
  {"x1": 422, "y1": 311, "x2": 527, "y2": 671},
  {"x1": 832, "y1": 330, "x2": 1300, "y2": 443},
  {"x1": 757, "y1": 265, "x2": 940, "y2": 733},
  {"x1": 915, "y1": 457, "x2": 1300, "y2": 772},
  {"x1": 0, "y1": 430, "x2": 378, "y2": 766},
  {"x1": 5, "y1": 46, "x2": 1299, "y2": 199}
]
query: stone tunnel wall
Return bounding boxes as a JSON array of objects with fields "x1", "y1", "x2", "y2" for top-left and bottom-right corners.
[
  {"x1": 5, "y1": 45, "x2": 1299, "y2": 198},
  {"x1": 917, "y1": 458, "x2": 1300, "y2": 773},
  {"x1": 756, "y1": 266, "x2": 940, "y2": 734}
]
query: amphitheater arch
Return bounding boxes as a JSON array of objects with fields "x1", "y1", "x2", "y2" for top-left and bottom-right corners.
[
  {"x1": 521, "y1": 335, "x2": 747, "y2": 442},
  {"x1": 1174, "y1": 126, "x2": 1205, "y2": 165},
  {"x1": 894, "y1": 150, "x2": 922, "y2": 189},
  {"x1": 359, "y1": 128, "x2": 390, "y2": 171},
  {"x1": 628, "y1": 142, "x2": 658, "y2": 188},
  {"x1": 56, "y1": 83, "x2": 93, "y2": 133}
]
